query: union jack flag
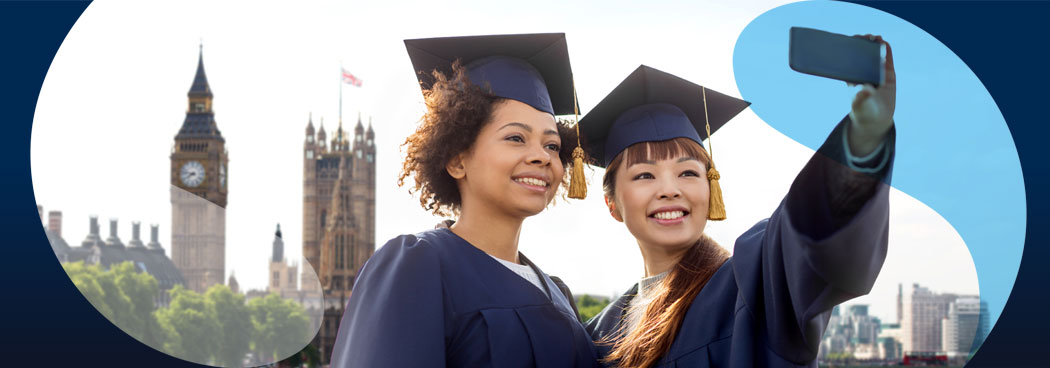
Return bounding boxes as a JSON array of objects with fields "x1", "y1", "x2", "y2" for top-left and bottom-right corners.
[{"x1": 342, "y1": 68, "x2": 362, "y2": 87}]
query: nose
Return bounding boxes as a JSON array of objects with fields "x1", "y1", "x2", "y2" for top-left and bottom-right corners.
[
  {"x1": 656, "y1": 175, "x2": 681, "y2": 199},
  {"x1": 526, "y1": 143, "x2": 552, "y2": 166}
]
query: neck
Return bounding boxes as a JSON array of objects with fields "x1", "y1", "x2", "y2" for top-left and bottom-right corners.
[
  {"x1": 637, "y1": 240, "x2": 692, "y2": 278},
  {"x1": 450, "y1": 199, "x2": 525, "y2": 263}
]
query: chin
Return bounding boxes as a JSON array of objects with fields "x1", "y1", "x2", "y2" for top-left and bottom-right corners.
[
  {"x1": 646, "y1": 229, "x2": 702, "y2": 249},
  {"x1": 512, "y1": 201, "x2": 548, "y2": 217}
]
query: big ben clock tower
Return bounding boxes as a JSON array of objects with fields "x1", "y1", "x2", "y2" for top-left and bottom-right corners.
[{"x1": 170, "y1": 45, "x2": 228, "y2": 293}]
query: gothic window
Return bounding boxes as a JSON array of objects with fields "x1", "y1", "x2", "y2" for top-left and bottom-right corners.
[
  {"x1": 356, "y1": 150, "x2": 362, "y2": 159},
  {"x1": 320, "y1": 210, "x2": 327, "y2": 230},
  {"x1": 273, "y1": 271, "x2": 280, "y2": 288},
  {"x1": 336, "y1": 236, "x2": 344, "y2": 270},
  {"x1": 367, "y1": 154, "x2": 373, "y2": 163},
  {"x1": 306, "y1": 150, "x2": 314, "y2": 159}
]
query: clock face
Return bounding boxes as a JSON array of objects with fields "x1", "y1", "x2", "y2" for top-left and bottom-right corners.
[
  {"x1": 180, "y1": 161, "x2": 206, "y2": 187},
  {"x1": 219, "y1": 164, "x2": 226, "y2": 188}
]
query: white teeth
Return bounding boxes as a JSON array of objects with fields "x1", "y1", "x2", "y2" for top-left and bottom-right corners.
[
  {"x1": 653, "y1": 211, "x2": 685, "y2": 220},
  {"x1": 515, "y1": 177, "x2": 548, "y2": 187}
]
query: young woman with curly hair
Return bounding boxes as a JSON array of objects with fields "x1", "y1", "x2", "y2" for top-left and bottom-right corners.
[
  {"x1": 330, "y1": 33, "x2": 599, "y2": 368},
  {"x1": 583, "y1": 36, "x2": 896, "y2": 368}
]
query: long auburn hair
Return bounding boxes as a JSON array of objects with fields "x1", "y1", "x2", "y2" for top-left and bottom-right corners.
[{"x1": 600, "y1": 137, "x2": 731, "y2": 368}]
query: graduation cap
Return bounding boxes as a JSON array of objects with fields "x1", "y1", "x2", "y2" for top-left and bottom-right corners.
[
  {"x1": 578, "y1": 65, "x2": 751, "y2": 219},
  {"x1": 404, "y1": 33, "x2": 589, "y2": 199},
  {"x1": 404, "y1": 33, "x2": 578, "y2": 116}
]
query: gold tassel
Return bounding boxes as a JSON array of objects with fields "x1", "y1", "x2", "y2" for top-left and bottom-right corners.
[
  {"x1": 568, "y1": 146, "x2": 587, "y2": 199},
  {"x1": 567, "y1": 84, "x2": 587, "y2": 199},
  {"x1": 707, "y1": 166, "x2": 726, "y2": 220},
  {"x1": 702, "y1": 86, "x2": 725, "y2": 220}
]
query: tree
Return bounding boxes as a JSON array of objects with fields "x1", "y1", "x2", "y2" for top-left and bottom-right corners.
[
  {"x1": 63, "y1": 261, "x2": 163, "y2": 347},
  {"x1": 156, "y1": 285, "x2": 219, "y2": 365},
  {"x1": 576, "y1": 294, "x2": 611, "y2": 322},
  {"x1": 205, "y1": 284, "x2": 253, "y2": 367},
  {"x1": 110, "y1": 262, "x2": 162, "y2": 346},
  {"x1": 278, "y1": 343, "x2": 321, "y2": 368},
  {"x1": 64, "y1": 262, "x2": 113, "y2": 318},
  {"x1": 248, "y1": 293, "x2": 311, "y2": 364}
]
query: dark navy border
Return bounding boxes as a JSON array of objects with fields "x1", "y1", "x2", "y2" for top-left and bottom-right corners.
[
  {"x1": 0, "y1": 1, "x2": 200, "y2": 366},
  {"x1": 2, "y1": 1, "x2": 1046, "y2": 366}
]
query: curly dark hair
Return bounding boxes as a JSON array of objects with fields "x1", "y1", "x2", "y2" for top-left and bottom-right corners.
[{"x1": 398, "y1": 61, "x2": 579, "y2": 217}]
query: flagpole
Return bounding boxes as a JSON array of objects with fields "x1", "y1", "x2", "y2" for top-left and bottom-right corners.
[{"x1": 339, "y1": 62, "x2": 343, "y2": 127}]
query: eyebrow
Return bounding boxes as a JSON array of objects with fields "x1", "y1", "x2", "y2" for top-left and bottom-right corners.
[
  {"x1": 498, "y1": 122, "x2": 559, "y2": 136},
  {"x1": 626, "y1": 159, "x2": 656, "y2": 168}
]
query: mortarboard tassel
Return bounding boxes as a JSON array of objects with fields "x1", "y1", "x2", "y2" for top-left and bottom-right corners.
[
  {"x1": 707, "y1": 165, "x2": 726, "y2": 221},
  {"x1": 569, "y1": 144, "x2": 587, "y2": 199},
  {"x1": 568, "y1": 87, "x2": 587, "y2": 199},
  {"x1": 702, "y1": 87, "x2": 726, "y2": 220}
]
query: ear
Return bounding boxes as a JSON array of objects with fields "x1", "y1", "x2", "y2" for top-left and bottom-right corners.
[
  {"x1": 446, "y1": 153, "x2": 467, "y2": 180},
  {"x1": 605, "y1": 195, "x2": 623, "y2": 222}
]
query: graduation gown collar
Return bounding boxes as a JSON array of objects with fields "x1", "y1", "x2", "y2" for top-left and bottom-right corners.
[{"x1": 435, "y1": 228, "x2": 578, "y2": 320}]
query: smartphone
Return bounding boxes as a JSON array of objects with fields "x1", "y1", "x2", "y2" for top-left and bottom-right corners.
[{"x1": 789, "y1": 27, "x2": 883, "y2": 86}]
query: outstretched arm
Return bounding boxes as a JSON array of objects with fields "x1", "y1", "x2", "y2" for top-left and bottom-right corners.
[{"x1": 732, "y1": 36, "x2": 897, "y2": 364}]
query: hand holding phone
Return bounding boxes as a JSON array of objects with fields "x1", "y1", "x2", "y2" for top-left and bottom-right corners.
[
  {"x1": 789, "y1": 27, "x2": 883, "y2": 86},
  {"x1": 788, "y1": 27, "x2": 896, "y2": 156},
  {"x1": 847, "y1": 34, "x2": 896, "y2": 157}
]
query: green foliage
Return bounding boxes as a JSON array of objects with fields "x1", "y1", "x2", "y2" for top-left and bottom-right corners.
[
  {"x1": 111, "y1": 262, "x2": 162, "y2": 346},
  {"x1": 824, "y1": 352, "x2": 855, "y2": 361},
  {"x1": 248, "y1": 292, "x2": 312, "y2": 363},
  {"x1": 64, "y1": 262, "x2": 113, "y2": 317},
  {"x1": 205, "y1": 284, "x2": 253, "y2": 367},
  {"x1": 64, "y1": 262, "x2": 314, "y2": 366},
  {"x1": 156, "y1": 284, "x2": 220, "y2": 364},
  {"x1": 576, "y1": 294, "x2": 611, "y2": 323},
  {"x1": 63, "y1": 261, "x2": 163, "y2": 347},
  {"x1": 280, "y1": 342, "x2": 322, "y2": 368}
]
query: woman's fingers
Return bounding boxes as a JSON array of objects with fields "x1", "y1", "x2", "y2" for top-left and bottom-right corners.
[{"x1": 852, "y1": 84, "x2": 875, "y2": 112}]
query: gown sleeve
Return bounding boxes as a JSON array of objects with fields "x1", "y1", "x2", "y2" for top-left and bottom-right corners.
[
  {"x1": 329, "y1": 234, "x2": 449, "y2": 367},
  {"x1": 732, "y1": 116, "x2": 896, "y2": 363}
]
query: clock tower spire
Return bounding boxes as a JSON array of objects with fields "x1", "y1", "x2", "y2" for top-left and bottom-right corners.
[{"x1": 169, "y1": 43, "x2": 228, "y2": 293}]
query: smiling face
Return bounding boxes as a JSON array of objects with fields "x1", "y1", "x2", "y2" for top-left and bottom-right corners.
[
  {"x1": 449, "y1": 99, "x2": 564, "y2": 219},
  {"x1": 605, "y1": 138, "x2": 710, "y2": 252}
]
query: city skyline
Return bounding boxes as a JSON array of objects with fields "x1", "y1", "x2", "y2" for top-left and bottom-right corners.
[{"x1": 31, "y1": 0, "x2": 981, "y2": 329}]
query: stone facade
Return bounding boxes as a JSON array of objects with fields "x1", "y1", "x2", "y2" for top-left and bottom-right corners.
[
  {"x1": 302, "y1": 113, "x2": 376, "y2": 362},
  {"x1": 170, "y1": 46, "x2": 229, "y2": 293}
]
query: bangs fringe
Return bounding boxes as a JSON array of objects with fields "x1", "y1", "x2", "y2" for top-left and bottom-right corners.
[{"x1": 621, "y1": 137, "x2": 709, "y2": 169}]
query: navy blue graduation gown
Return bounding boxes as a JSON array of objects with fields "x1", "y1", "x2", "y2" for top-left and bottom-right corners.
[
  {"x1": 330, "y1": 228, "x2": 599, "y2": 367},
  {"x1": 587, "y1": 118, "x2": 895, "y2": 367}
]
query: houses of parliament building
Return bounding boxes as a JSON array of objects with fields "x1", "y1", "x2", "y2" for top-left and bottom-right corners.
[{"x1": 302, "y1": 113, "x2": 377, "y2": 360}]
